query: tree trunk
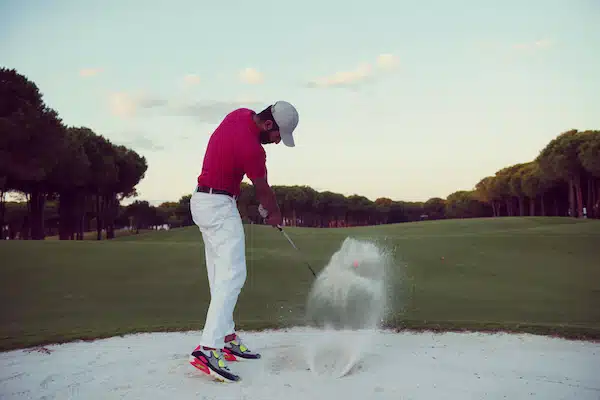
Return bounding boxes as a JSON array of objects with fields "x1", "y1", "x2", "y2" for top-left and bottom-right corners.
[
  {"x1": 58, "y1": 191, "x2": 75, "y2": 240},
  {"x1": 77, "y1": 212, "x2": 85, "y2": 240},
  {"x1": 107, "y1": 225, "x2": 115, "y2": 239},
  {"x1": 587, "y1": 176, "x2": 595, "y2": 218},
  {"x1": 529, "y1": 198, "x2": 535, "y2": 216},
  {"x1": 95, "y1": 194, "x2": 103, "y2": 240},
  {"x1": 29, "y1": 189, "x2": 46, "y2": 240},
  {"x1": 575, "y1": 173, "x2": 584, "y2": 218},
  {"x1": 597, "y1": 178, "x2": 600, "y2": 219},
  {"x1": 106, "y1": 195, "x2": 114, "y2": 239},
  {"x1": 75, "y1": 192, "x2": 85, "y2": 240},
  {"x1": 105, "y1": 193, "x2": 118, "y2": 239},
  {"x1": 518, "y1": 197, "x2": 525, "y2": 216},
  {"x1": 594, "y1": 178, "x2": 600, "y2": 219},
  {"x1": 0, "y1": 190, "x2": 5, "y2": 240},
  {"x1": 567, "y1": 178, "x2": 575, "y2": 217},
  {"x1": 540, "y1": 194, "x2": 546, "y2": 216}
]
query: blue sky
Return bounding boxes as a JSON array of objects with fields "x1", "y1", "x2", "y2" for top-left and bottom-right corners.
[{"x1": 2, "y1": 0, "x2": 599, "y2": 205}]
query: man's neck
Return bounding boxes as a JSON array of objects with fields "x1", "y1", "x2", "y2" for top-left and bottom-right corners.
[{"x1": 252, "y1": 113, "x2": 262, "y2": 128}]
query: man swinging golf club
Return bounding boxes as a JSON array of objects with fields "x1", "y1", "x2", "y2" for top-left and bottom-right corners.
[{"x1": 188, "y1": 101, "x2": 300, "y2": 382}]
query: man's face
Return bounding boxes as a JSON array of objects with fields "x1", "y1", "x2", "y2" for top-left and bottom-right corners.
[
  {"x1": 259, "y1": 119, "x2": 281, "y2": 145},
  {"x1": 260, "y1": 130, "x2": 281, "y2": 145}
]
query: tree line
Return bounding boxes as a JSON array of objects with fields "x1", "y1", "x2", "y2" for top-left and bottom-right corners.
[
  {"x1": 1, "y1": 67, "x2": 148, "y2": 240},
  {"x1": 2, "y1": 67, "x2": 599, "y2": 239},
  {"x1": 475, "y1": 129, "x2": 599, "y2": 219}
]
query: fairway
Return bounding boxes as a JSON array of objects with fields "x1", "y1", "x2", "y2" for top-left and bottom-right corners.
[{"x1": 1, "y1": 217, "x2": 600, "y2": 351}]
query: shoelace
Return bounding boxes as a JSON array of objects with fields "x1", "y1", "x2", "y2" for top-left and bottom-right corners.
[
  {"x1": 210, "y1": 349, "x2": 231, "y2": 370},
  {"x1": 228, "y1": 339, "x2": 249, "y2": 353}
]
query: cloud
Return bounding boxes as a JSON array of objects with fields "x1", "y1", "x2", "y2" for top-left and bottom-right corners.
[
  {"x1": 109, "y1": 92, "x2": 138, "y2": 117},
  {"x1": 108, "y1": 91, "x2": 264, "y2": 123},
  {"x1": 79, "y1": 68, "x2": 103, "y2": 77},
  {"x1": 183, "y1": 74, "x2": 201, "y2": 85},
  {"x1": 512, "y1": 39, "x2": 552, "y2": 50},
  {"x1": 108, "y1": 91, "x2": 170, "y2": 118},
  {"x1": 239, "y1": 68, "x2": 264, "y2": 84},
  {"x1": 307, "y1": 64, "x2": 372, "y2": 88},
  {"x1": 138, "y1": 97, "x2": 169, "y2": 109},
  {"x1": 376, "y1": 54, "x2": 399, "y2": 70},
  {"x1": 116, "y1": 135, "x2": 165, "y2": 151},
  {"x1": 306, "y1": 53, "x2": 399, "y2": 88},
  {"x1": 166, "y1": 100, "x2": 265, "y2": 123}
]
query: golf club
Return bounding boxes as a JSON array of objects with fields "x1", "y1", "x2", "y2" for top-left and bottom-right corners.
[{"x1": 277, "y1": 225, "x2": 317, "y2": 277}]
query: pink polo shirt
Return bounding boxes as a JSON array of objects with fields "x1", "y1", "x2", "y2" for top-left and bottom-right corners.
[{"x1": 197, "y1": 108, "x2": 267, "y2": 197}]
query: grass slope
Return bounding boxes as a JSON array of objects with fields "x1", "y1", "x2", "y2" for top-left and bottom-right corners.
[{"x1": 1, "y1": 217, "x2": 600, "y2": 351}]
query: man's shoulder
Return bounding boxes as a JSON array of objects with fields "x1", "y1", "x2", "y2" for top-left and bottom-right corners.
[
  {"x1": 211, "y1": 107, "x2": 254, "y2": 137},
  {"x1": 225, "y1": 107, "x2": 254, "y2": 120}
]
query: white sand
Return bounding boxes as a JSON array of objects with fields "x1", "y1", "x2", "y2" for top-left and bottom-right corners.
[{"x1": 1, "y1": 327, "x2": 599, "y2": 399}]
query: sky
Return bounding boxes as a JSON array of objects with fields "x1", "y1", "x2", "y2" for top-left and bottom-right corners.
[{"x1": 2, "y1": 0, "x2": 599, "y2": 205}]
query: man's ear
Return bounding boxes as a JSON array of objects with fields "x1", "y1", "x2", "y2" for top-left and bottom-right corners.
[{"x1": 264, "y1": 120, "x2": 273, "y2": 130}]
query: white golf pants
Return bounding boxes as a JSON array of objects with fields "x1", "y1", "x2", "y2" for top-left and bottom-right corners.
[{"x1": 190, "y1": 190, "x2": 247, "y2": 349}]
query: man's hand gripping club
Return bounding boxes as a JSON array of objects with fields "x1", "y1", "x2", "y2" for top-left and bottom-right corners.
[{"x1": 252, "y1": 177, "x2": 283, "y2": 227}]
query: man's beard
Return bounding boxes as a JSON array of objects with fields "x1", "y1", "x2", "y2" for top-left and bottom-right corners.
[{"x1": 260, "y1": 130, "x2": 274, "y2": 144}]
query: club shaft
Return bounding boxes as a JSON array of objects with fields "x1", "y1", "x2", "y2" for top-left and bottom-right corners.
[
  {"x1": 280, "y1": 229, "x2": 298, "y2": 250},
  {"x1": 277, "y1": 226, "x2": 316, "y2": 277}
]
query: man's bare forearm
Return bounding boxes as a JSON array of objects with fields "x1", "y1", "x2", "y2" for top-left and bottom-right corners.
[{"x1": 252, "y1": 177, "x2": 280, "y2": 215}]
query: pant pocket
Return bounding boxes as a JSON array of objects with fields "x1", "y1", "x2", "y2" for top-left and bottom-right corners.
[{"x1": 190, "y1": 192, "x2": 230, "y2": 229}]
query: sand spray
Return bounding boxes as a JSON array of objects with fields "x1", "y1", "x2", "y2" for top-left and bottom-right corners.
[{"x1": 303, "y1": 237, "x2": 395, "y2": 378}]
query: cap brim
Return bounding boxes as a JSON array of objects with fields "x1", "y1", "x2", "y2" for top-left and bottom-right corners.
[{"x1": 281, "y1": 131, "x2": 295, "y2": 147}]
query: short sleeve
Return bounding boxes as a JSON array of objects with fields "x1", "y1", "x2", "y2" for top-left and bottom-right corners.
[{"x1": 242, "y1": 144, "x2": 267, "y2": 181}]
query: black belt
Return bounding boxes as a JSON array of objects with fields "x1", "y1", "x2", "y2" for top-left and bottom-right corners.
[{"x1": 196, "y1": 185, "x2": 236, "y2": 198}]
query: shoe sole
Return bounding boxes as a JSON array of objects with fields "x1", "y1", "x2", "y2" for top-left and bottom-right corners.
[{"x1": 189, "y1": 355, "x2": 240, "y2": 383}]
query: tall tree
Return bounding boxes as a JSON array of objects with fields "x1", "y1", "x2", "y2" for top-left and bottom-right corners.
[
  {"x1": 508, "y1": 163, "x2": 531, "y2": 216},
  {"x1": 175, "y1": 194, "x2": 193, "y2": 227},
  {"x1": 76, "y1": 128, "x2": 119, "y2": 239},
  {"x1": 0, "y1": 67, "x2": 66, "y2": 239},
  {"x1": 374, "y1": 197, "x2": 393, "y2": 224},
  {"x1": 537, "y1": 129, "x2": 588, "y2": 217},
  {"x1": 475, "y1": 176, "x2": 502, "y2": 217},
  {"x1": 577, "y1": 130, "x2": 600, "y2": 218},
  {"x1": 48, "y1": 126, "x2": 91, "y2": 240},
  {"x1": 445, "y1": 190, "x2": 492, "y2": 219},
  {"x1": 493, "y1": 164, "x2": 524, "y2": 217},
  {"x1": 520, "y1": 162, "x2": 547, "y2": 216},
  {"x1": 423, "y1": 197, "x2": 446, "y2": 220},
  {"x1": 104, "y1": 145, "x2": 147, "y2": 238}
]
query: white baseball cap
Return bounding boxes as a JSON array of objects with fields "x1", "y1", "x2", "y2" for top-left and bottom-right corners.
[{"x1": 271, "y1": 101, "x2": 299, "y2": 147}]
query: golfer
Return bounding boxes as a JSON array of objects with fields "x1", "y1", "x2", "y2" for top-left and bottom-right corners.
[{"x1": 188, "y1": 101, "x2": 300, "y2": 382}]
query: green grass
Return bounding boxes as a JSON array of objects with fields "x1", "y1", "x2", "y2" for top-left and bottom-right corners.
[{"x1": 1, "y1": 216, "x2": 600, "y2": 351}]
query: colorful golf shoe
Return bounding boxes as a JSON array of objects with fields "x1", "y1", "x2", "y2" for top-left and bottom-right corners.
[
  {"x1": 223, "y1": 333, "x2": 261, "y2": 361},
  {"x1": 189, "y1": 345, "x2": 240, "y2": 382}
]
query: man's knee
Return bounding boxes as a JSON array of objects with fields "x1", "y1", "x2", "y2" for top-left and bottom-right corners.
[
  {"x1": 212, "y1": 268, "x2": 246, "y2": 297},
  {"x1": 227, "y1": 257, "x2": 247, "y2": 286},
  {"x1": 212, "y1": 245, "x2": 246, "y2": 289}
]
